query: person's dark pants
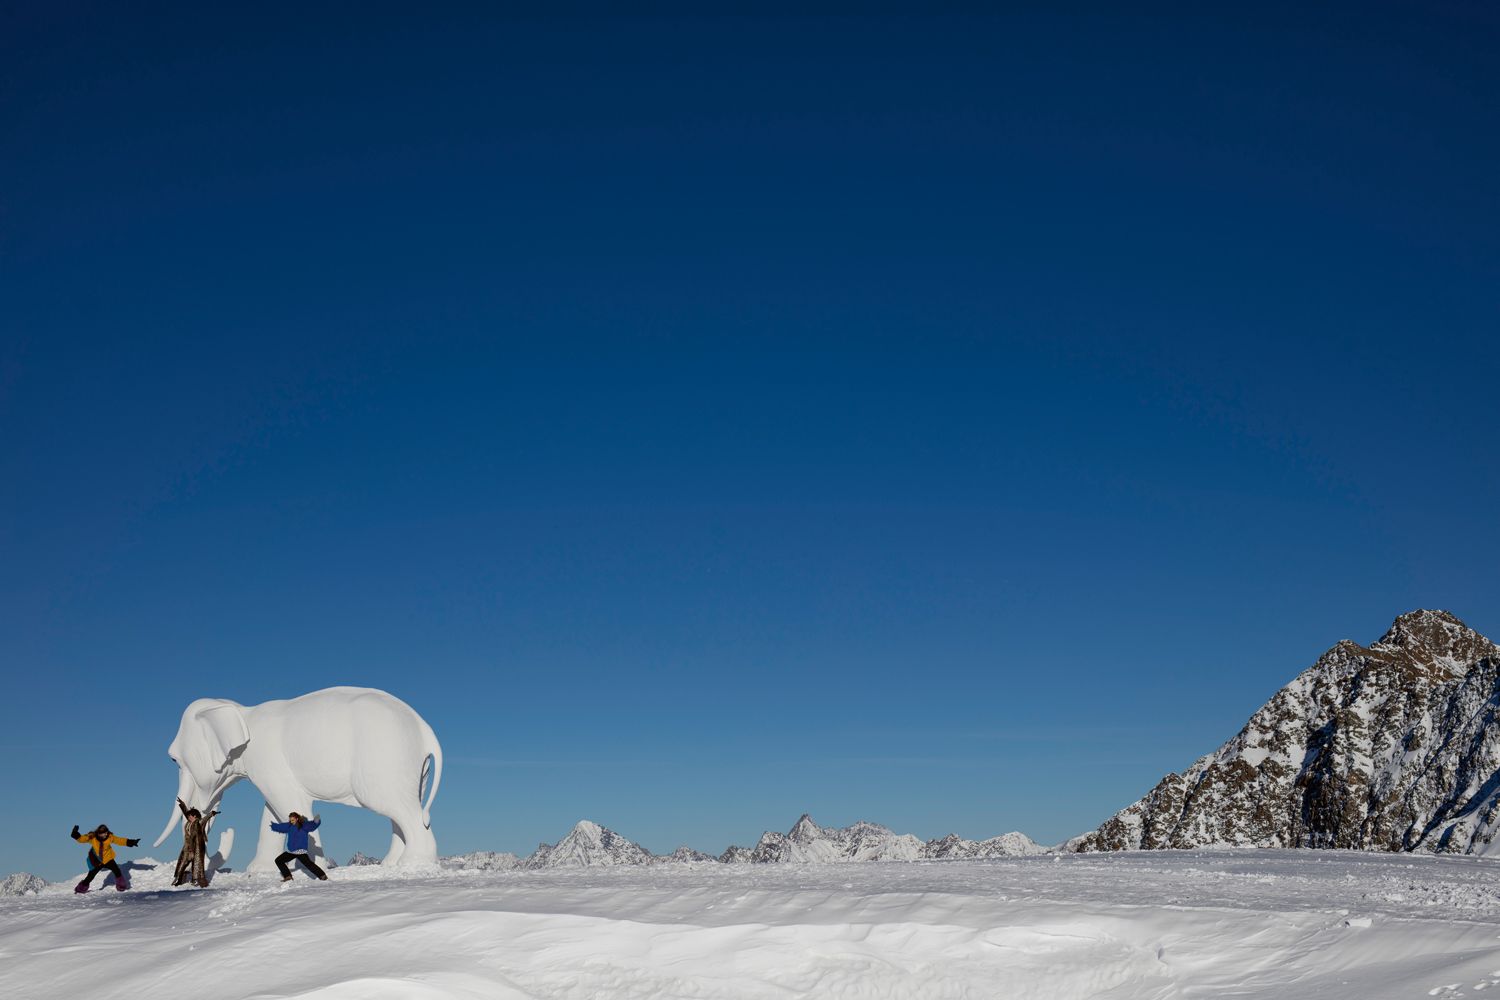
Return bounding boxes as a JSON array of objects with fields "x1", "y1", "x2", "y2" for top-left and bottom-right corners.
[
  {"x1": 275, "y1": 852, "x2": 327, "y2": 880},
  {"x1": 81, "y1": 860, "x2": 123, "y2": 887}
]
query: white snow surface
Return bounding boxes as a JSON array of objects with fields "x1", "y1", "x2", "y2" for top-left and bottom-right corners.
[{"x1": 5, "y1": 849, "x2": 1498, "y2": 999}]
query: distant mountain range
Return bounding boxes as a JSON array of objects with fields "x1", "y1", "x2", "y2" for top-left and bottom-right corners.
[
  {"x1": 1072, "y1": 609, "x2": 1500, "y2": 855},
  {"x1": 430, "y1": 815, "x2": 1045, "y2": 871},
  {"x1": 719, "y1": 814, "x2": 1044, "y2": 864}
]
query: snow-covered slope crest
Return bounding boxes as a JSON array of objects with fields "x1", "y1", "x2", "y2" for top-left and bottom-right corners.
[
  {"x1": 1073, "y1": 609, "x2": 1500, "y2": 854},
  {"x1": 0, "y1": 873, "x2": 48, "y2": 896},
  {"x1": 721, "y1": 814, "x2": 1046, "y2": 863},
  {"x1": 521, "y1": 820, "x2": 654, "y2": 869}
]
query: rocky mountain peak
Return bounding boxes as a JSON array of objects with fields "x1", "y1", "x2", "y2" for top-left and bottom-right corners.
[
  {"x1": 1376, "y1": 609, "x2": 1479, "y2": 652},
  {"x1": 0, "y1": 873, "x2": 48, "y2": 897},
  {"x1": 1072, "y1": 610, "x2": 1500, "y2": 856},
  {"x1": 788, "y1": 814, "x2": 822, "y2": 844},
  {"x1": 519, "y1": 819, "x2": 653, "y2": 869},
  {"x1": 570, "y1": 820, "x2": 603, "y2": 840}
]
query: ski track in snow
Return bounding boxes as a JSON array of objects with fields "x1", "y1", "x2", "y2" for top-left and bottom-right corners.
[{"x1": 3, "y1": 850, "x2": 1498, "y2": 999}]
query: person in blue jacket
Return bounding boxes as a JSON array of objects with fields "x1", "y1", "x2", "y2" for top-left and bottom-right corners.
[{"x1": 270, "y1": 811, "x2": 329, "y2": 882}]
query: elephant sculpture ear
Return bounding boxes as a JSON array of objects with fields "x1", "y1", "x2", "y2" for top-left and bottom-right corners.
[{"x1": 199, "y1": 703, "x2": 250, "y2": 772}]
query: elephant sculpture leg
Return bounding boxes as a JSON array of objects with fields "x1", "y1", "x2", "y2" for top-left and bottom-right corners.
[
  {"x1": 249, "y1": 803, "x2": 284, "y2": 873},
  {"x1": 375, "y1": 795, "x2": 437, "y2": 866},
  {"x1": 384, "y1": 820, "x2": 406, "y2": 866}
]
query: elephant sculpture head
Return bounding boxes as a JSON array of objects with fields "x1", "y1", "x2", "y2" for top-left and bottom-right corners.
[{"x1": 153, "y1": 698, "x2": 251, "y2": 848}]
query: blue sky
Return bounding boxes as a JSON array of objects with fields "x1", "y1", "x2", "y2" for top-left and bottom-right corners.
[{"x1": 3, "y1": 6, "x2": 1498, "y2": 880}]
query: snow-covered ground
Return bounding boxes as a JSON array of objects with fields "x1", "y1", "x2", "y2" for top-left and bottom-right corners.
[{"x1": 3, "y1": 850, "x2": 1497, "y2": 999}]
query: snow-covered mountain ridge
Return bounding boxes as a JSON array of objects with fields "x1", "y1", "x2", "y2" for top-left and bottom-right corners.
[
  {"x1": 0, "y1": 873, "x2": 48, "y2": 896},
  {"x1": 439, "y1": 850, "x2": 521, "y2": 872},
  {"x1": 427, "y1": 815, "x2": 1046, "y2": 870},
  {"x1": 521, "y1": 819, "x2": 655, "y2": 869},
  {"x1": 1073, "y1": 609, "x2": 1500, "y2": 855},
  {"x1": 723, "y1": 814, "x2": 1046, "y2": 864}
]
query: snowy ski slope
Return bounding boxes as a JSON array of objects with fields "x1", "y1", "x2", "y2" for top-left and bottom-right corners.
[{"x1": 2, "y1": 849, "x2": 1496, "y2": 999}]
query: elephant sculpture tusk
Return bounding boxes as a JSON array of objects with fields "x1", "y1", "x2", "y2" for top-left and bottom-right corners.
[
  {"x1": 153, "y1": 796, "x2": 183, "y2": 848},
  {"x1": 152, "y1": 770, "x2": 195, "y2": 848}
]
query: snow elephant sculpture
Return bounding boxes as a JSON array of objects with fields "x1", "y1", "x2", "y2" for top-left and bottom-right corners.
[{"x1": 154, "y1": 686, "x2": 443, "y2": 873}]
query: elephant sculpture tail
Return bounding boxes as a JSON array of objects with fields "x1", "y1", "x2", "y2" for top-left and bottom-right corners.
[{"x1": 419, "y1": 718, "x2": 442, "y2": 831}]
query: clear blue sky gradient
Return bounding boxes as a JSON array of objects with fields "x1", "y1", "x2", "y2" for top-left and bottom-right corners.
[{"x1": 3, "y1": 6, "x2": 1498, "y2": 879}]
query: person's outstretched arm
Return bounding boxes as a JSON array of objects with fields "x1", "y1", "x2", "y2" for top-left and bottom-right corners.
[
  {"x1": 303, "y1": 818, "x2": 321, "y2": 832},
  {"x1": 70, "y1": 825, "x2": 83, "y2": 842},
  {"x1": 177, "y1": 798, "x2": 190, "y2": 818},
  {"x1": 269, "y1": 822, "x2": 292, "y2": 833}
]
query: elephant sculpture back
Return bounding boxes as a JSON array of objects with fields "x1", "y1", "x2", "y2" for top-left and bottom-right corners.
[
  {"x1": 158, "y1": 686, "x2": 443, "y2": 869},
  {"x1": 248, "y1": 687, "x2": 441, "y2": 808}
]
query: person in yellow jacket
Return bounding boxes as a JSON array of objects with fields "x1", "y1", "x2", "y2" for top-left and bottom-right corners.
[{"x1": 72, "y1": 823, "x2": 139, "y2": 893}]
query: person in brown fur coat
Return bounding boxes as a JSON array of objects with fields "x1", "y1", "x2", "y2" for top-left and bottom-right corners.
[{"x1": 172, "y1": 798, "x2": 219, "y2": 888}]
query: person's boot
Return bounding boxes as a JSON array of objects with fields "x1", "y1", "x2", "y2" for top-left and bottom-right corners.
[
  {"x1": 74, "y1": 881, "x2": 89, "y2": 894},
  {"x1": 114, "y1": 878, "x2": 128, "y2": 891}
]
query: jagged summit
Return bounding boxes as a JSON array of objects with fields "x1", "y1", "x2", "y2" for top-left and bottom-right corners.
[
  {"x1": 788, "y1": 814, "x2": 821, "y2": 843},
  {"x1": 0, "y1": 873, "x2": 48, "y2": 897},
  {"x1": 520, "y1": 820, "x2": 653, "y2": 869},
  {"x1": 1073, "y1": 610, "x2": 1500, "y2": 855},
  {"x1": 1381, "y1": 607, "x2": 1465, "y2": 633},
  {"x1": 1372, "y1": 609, "x2": 1490, "y2": 672}
]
